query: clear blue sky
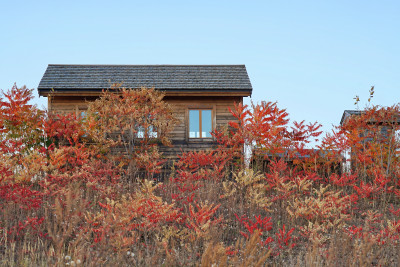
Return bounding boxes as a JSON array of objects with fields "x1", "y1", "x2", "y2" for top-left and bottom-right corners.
[{"x1": 1, "y1": 0, "x2": 399, "y2": 137}]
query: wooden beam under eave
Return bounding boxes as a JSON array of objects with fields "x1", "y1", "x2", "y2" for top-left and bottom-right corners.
[{"x1": 164, "y1": 91, "x2": 251, "y2": 97}]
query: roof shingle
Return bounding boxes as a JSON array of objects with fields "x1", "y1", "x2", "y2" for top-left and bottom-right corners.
[{"x1": 38, "y1": 64, "x2": 253, "y2": 95}]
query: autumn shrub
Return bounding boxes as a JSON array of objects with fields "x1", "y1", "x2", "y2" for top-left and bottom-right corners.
[
  {"x1": 84, "y1": 86, "x2": 177, "y2": 181},
  {"x1": 2, "y1": 84, "x2": 400, "y2": 266}
]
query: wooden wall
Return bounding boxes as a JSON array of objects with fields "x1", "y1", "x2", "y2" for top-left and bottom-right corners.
[
  {"x1": 49, "y1": 95, "x2": 242, "y2": 157},
  {"x1": 48, "y1": 96, "x2": 97, "y2": 115}
]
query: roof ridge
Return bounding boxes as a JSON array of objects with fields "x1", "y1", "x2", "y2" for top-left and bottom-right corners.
[{"x1": 47, "y1": 64, "x2": 247, "y2": 67}]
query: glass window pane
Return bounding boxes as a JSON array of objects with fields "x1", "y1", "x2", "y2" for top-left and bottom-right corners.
[
  {"x1": 201, "y1": 110, "x2": 212, "y2": 138},
  {"x1": 149, "y1": 126, "x2": 157, "y2": 138},
  {"x1": 137, "y1": 126, "x2": 144, "y2": 138},
  {"x1": 189, "y1": 110, "x2": 200, "y2": 138}
]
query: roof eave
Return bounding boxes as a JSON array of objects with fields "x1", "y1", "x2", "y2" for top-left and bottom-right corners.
[{"x1": 339, "y1": 111, "x2": 348, "y2": 126}]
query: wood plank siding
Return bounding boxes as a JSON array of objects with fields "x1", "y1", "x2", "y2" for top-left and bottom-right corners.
[{"x1": 48, "y1": 95, "x2": 242, "y2": 157}]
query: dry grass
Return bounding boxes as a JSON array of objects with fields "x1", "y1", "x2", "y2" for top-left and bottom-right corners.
[{"x1": 2, "y1": 145, "x2": 400, "y2": 266}]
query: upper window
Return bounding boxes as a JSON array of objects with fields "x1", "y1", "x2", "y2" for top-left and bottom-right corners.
[{"x1": 189, "y1": 109, "x2": 212, "y2": 138}]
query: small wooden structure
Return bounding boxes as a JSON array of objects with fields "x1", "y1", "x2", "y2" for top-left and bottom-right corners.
[
  {"x1": 37, "y1": 64, "x2": 253, "y2": 159},
  {"x1": 340, "y1": 108, "x2": 400, "y2": 168}
]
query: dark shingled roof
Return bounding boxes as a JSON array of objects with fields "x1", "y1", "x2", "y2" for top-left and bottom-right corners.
[
  {"x1": 340, "y1": 110, "x2": 363, "y2": 125},
  {"x1": 340, "y1": 109, "x2": 400, "y2": 126},
  {"x1": 38, "y1": 64, "x2": 253, "y2": 95}
]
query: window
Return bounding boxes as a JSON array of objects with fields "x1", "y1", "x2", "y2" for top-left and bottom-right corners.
[
  {"x1": 137, "y1": 125, "x2": 157, "y2": 138},
  {"x1": 136, "y1": 114, "x2": 158, "y2": 139},
  {"x1": 189, "y1": 109, "x2": 212, "y2": 138}
]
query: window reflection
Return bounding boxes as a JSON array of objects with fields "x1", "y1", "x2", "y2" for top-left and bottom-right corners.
[
  {"x1": 189, "y1": 110, "x2": 200, "y2": 138},
  {"x1": 202, "y1": 110, "x2": 212, "y2": 138}
]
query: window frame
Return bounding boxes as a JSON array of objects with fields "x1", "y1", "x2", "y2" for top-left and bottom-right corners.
[{"x1": 187, "y1": 106, "x2": 215, "y2": 140}]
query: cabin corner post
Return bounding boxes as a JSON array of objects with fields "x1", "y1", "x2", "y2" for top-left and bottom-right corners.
[{"x1": 47, "y1": 94, "x2": 52, "y2": 113}]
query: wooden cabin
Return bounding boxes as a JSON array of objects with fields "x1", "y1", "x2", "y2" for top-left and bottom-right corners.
[
  {"x1": 37, "y1": 64, "x2": 253, "y2": 159},
  {"x1": 340, "y1": 109, "x2": 400, "y2": 172}
]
